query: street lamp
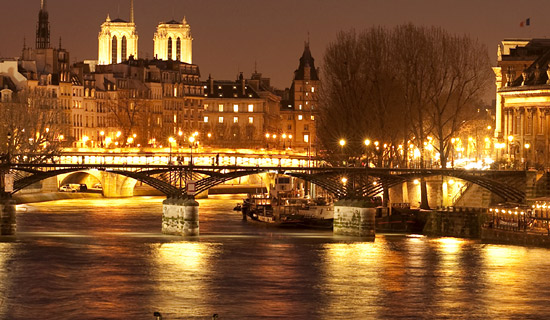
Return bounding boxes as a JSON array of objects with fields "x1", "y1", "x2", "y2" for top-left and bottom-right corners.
[
  {"x1": 288, "y1": 134, "x2": 293, "y2": 149},
  {"x1": 339, "y1": 139, "x2": 346, "y2": 166},
  {"x1": 364, "y1": 139, "x2": 371, "y2": 167},
  {"x1": 168, "y1": 136, "x2": 175, "y2": 165},
  {"x1": 282, "y1": 133, "x2": 287, "y2": 149},
  {"x1": 524, "y1": 143, "x2": 531, "y2": 169},
  {"x1": 189, "y1": 136, "x2": 196, "y2": 166}
]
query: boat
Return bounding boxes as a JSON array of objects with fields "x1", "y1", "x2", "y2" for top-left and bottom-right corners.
[
  {"x1": 241, "y1": 194, "x2": 305, "y2": 227},
  {"x1": 375, "y1": 204, "x2": 427, "y2": 234}
]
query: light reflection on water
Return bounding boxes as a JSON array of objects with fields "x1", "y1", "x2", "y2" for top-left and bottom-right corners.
[{"x1": 1, "y1": 196, "x2": 550, "y2": 318}]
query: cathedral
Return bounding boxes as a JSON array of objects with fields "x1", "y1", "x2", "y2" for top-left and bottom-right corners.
[
  {"x1": 97, "y1": 0, "x2": 138, "y2": 65},
  {"x1": 98, "y1": 0, "x2": 193, "y2": 65},
  {"x1": 153, "y1": 18, "x2": 193, "y2": 64}
]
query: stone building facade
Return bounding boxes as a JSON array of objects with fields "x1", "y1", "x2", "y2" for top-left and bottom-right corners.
[
  {"x1": 280, "y1": 42, "x2": 320, "y2": 152},
  {"x1": 153, "y1": 18, "x2": 193, "y2": 64},
  {"x1": 494, "y1": 39, "x2": 550, "y2": 168}
]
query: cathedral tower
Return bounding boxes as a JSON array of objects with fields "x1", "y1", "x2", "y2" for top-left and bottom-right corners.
[
  {"x1": 36, "y1": 0, "x2": 50, "y2": 49},
  {"x1": 153, "y1": 17, "x2": 193, "y2": 64},
  {"x1": 98, "y1": 0, "x2": 138, "y2": 65}
]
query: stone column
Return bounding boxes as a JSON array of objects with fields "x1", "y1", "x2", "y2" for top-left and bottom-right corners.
[
  {"x1": 162, "y1": 198, "x2": 199, "y2": 236},
  {"x1": 333, "y1": 200, "x2": 375, "y2": 239},
  {"x1": 0, "y1": 197, "x2": 16, "y2": 235}
]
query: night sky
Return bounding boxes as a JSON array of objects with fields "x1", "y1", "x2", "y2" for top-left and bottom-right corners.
[{"x1": 0, "y1": 0, "x2": 546, "y2": 93}]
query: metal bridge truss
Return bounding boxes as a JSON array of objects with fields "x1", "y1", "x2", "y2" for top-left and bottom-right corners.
[{"x1": 2, "y1": 164, "x2": 527, "y2": 203}]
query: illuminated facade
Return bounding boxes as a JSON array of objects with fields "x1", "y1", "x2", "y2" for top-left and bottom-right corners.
[
  {"x1": 280, "y1": 42, "x2": 320, "y2": 152},
  {"x1": 202, "y1": 73, "x2": 275, "y2": 148},
  {"x1": 494, "y1": 39, "x2": 550, "y2": 168},
  {"x1": 153, "y1": 18, "x2": 193, "y2": 64},
  {"x1": 97, "y1": 0, "x2": 138, "y2": 65}
]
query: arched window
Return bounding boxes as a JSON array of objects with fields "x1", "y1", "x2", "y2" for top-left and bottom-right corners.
[
  {"x1": 176, "y1": 38, "x2": 181, "y2": 61},
  {"x1": 112, "y1": 36, "x2": 118, "y2": 63},
  {"x1": 121, "y1": 36, "x2": 127, "y2": 61},
  {"x1": 167, "y1": 37, "x2": 173, "y2": 60}
]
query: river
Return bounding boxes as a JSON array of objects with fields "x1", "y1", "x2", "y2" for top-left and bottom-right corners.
[{"x1": 1, "y1": 195, "x2": 550, "y2": 319}]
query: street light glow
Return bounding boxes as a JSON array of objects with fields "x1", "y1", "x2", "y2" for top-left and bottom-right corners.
[
  {"x1": 364, "y1": 139, "x2": 371, "y2": 146},
  {"x1": 339, "y1": 139, "x2": 346, "y2": 147}
]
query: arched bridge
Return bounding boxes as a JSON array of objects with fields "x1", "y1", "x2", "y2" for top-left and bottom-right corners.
[{"x1": 0, "y1": 163, "x2": 527, "y2": 203}]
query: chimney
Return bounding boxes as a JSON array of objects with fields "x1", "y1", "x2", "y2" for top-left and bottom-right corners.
[
  {"x1": 209, "y1": 74, "x2": 214, "y2": 95},
  {"x1": 239, "y1": 72, "x2": 245, "y2": 96}
]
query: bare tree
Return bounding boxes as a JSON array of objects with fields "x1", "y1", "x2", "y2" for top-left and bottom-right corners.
[
  {"x1": 320, "y1": 25, "x2": 491, "y2": 169},
  {"x1": 0, "y1": 89, "x2": 66, "y2": 163}
]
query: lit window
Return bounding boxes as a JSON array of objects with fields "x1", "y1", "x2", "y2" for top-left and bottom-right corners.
[
  {"x1": 204, "y1": 116, "x2": 209, "y2": 123},
  {"x1": 311, "y1": 87, "x2": 315, "y2": 93},
  {"x1": 173, "y1": 115, "x2": 177, "y2": 123},
  {"x1": 233, "y1": 104, "x2": 239, "y2": 112},
  {"x1": 218, "y1": 116, "x2": 224, "y2": 123},
  {"x1": 248, "y1": 117, "x2": 253, "y2": 124},
  {"x1": 311, "y1": 115, "x2": 315, "y2": 120},
  {"x1": 304, "y1": 134, "x2": 309, "y2": 143},
  {"x1": 298, "y1": 115, "x2": 303, "y2": 120},
  {"x1": 299, "y1": 105, "x2": 303, "y2": 110},
  {"x1": 218, "y1": 104, "x2": 224, "y2": 112},
  {"x1": 248, "y1": 104, "x2": 254, "y2": 112},
  {"x1": 233, "y1": 117, "x2": 239, "y2": 123},
  {"x1": 204, "y1": 104, "x2": 208, "y2": 110},
  {"x1": 306, "y1": 92, "x2": 309, "y2": 96}
]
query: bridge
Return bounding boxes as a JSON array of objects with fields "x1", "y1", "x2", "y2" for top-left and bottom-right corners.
[{"x1": 0, "y1": 157, "x2": 530, "y2": 237}]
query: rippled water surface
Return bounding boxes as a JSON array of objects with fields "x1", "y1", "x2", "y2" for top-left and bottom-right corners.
[{"x1": 2, "y1": 195, "x2": 550, "y2": 319}]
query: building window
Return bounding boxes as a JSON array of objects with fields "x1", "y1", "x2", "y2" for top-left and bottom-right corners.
[
  {"x1": 233, "y1": 104, "x2": 239, "y2": 112},
  {"x1": 287, "y1": 115, "x2": 292, "y2": 120},
  {"x1": 299, "y1": 104, "x2": 302, "y2": 110},
  {"x1": 204, "y1": 116, "x2": 209, "y2": 123},
  {"x1": 248, "y1": 104, "x2": 254, "y2": 112},
  {"x1": 298, "y1": 115, "x2": 303, "y2": 120},
  {"x1": 248, "y1": 117, "x2": 253, "y2": 124},
  {"x1": 204, "y1": 104, "x2": 208, "y2": 110},
  {"x1": 304, "y1": 124, "x2": 309, "y2": 131},
  {"x1": 311, "y1": 115, "x2": 315, "y2": 120},
  {"x1": 311, "y1": 87, "x2": 315, "y2": 93},
  {"x1": 121, "y1": 36, "x2": 127, "y2": 61},
  {"x1": 287, "y1": 124, "x2": 292, "y2": 130},
  {"x1": 218, "y1": 104, "x2": 224, "y2": 112},
  {"x1": 168, "y1": 37, "x2": 173, "y2": 60},
  {"x1": 304, "y1": 134, "x2": 309, "y2": 143},
  {"x1": 233, "y1": 116, "x2": 239, "y2": 123},
  {"x1": 539, "y1": 114, "x2": 545, "y2": 135},
  {"x1": 218, "y1": 116, "x2": 224, "y2": 123},
  {"x1": 111, "y1": 36, "x2": 117, "y2": 63},
  {"x1": 176, "y1": 38, "x2": 181, "y2": 61}
]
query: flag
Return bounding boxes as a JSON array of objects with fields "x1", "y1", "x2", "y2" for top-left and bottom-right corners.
[{"x1": 520, "y1": 18, "x2": 531, "y2": 27}]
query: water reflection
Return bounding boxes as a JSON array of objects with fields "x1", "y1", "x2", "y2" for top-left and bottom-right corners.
[{"x1": 3, "y1": 197, "x2": 550, "y2": 318}]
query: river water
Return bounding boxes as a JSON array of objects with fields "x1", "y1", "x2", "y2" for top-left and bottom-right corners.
[{"x1": 1, "y1": 195, "x2": 550, "y2": 319}]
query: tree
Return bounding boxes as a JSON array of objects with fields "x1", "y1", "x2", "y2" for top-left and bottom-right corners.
[
  {"x1": 319, "y1": 25, "x2": 491, "y2": 169},
  {"x1": 319, "y1": 25, "x2": 492, "y2": 208},
  {"x1": 0, "y1": 89, "x2": 66, "y2": 163}
]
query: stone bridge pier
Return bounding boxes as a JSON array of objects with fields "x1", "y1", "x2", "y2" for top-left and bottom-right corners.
[
  {"x1": 0, "y1": 196, "x2": 16, "y2": 235},
  {"x1": 161, "y1": 198, "x2": 199, "y2": 236}
]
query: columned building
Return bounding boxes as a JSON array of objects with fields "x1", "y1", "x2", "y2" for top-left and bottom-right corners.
[
  {"x1": 153, "y1": 18, "x2": 193, "y2": 63},
  {"x1": 494, "y1": 39, "x2": 550, "y2": 168},
  {"x1": 98, "y1": 0, "x2": 138, "y2": 65}
]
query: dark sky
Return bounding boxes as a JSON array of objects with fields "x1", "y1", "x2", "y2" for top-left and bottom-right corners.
[{"x1": 0, "y1": 0, "x2": 547, "y2": 93}]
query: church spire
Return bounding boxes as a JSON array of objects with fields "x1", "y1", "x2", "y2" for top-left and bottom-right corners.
[
  {"x1": 130, "y1": 0, "x2": 134, "y2": 23},
  {"x1": 36, "y1": 0, "x2": 50, "y2": 49}
]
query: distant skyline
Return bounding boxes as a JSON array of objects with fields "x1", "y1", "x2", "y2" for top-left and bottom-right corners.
[{"x1": 1, "y1": 0, "x2": 549, "y2": 92}]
